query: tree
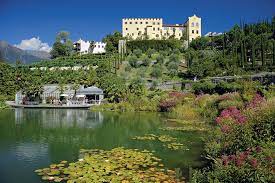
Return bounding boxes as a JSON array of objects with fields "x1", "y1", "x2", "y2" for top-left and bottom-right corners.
[
  {"x1": 102, "y1": 31, "x2": 123, "y2": 53},
  {"x1": 50, "y1": 31, "x2": 73, "y2": 58}
]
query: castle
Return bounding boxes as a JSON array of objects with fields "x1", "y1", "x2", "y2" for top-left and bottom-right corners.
[{"x1": 122, "y1": 14, "x2": 201, "y2": 43}]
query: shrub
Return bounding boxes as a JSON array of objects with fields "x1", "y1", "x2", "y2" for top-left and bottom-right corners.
[
  {"x1": 195, "y1": 94, "x2": 219, "y2": 121},
  {"x1": 215, "y1": 81, "x2": 242, "y2": 94},
  {"x1": 192, "y1": 81, "x2": 216, "y2": 94},
  {"x1": 156, "y1": 55, "x2": 165, "y2": 65},
  {"x1": 142, "y1": 57, "x2": 151, "y2": 67},
  {"x1": 171, "y1": 104, "x2": 200, "y2": 120},
  {"x1": 124, "y1": 65, "x2": 132, "y2": 72},
  {"x1": 133, "y1": 49, "x2": 142, "y2": 58},
  {"x1": 128, "y1": 55, "x2": 138, "y2": 68},
  {"x1": 193, "y1": 148, "x2": 274, "y2": 183},
  {"x1": 151, "y1": 65, "x2": 162, "y2": 78},
  {"x1": 158, "y1": 99, "x2": 178, "y2": 112}
]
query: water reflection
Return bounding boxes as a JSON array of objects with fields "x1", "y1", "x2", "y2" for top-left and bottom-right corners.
[
  {"x1": 15, "y1": 109, "x2": 103, "y2": 128},
  {"x1": 0, "y1": 109, "x2": 205, "y2": 183},
  {"x1": 14, "y1": 143, "x2": 48, "y2": 162}
]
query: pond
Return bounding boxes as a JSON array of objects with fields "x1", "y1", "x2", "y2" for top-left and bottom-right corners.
[{"x1": 0, "y1": 109, "x2": 205, "y2": 183}]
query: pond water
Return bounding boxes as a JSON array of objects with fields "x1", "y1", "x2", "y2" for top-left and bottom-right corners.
[{"x1": 0, "y1": 109, "x2": 205, "y2": 183}]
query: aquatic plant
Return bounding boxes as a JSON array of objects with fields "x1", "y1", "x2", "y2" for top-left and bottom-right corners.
[{"x1": 35, "y1": 147, "x2": 184, "y2": 182}]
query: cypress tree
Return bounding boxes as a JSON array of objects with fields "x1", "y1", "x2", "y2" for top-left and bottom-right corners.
[
  {"x1": 252, "y1": 42, "x2": 256, "y2": 68},
  {"x1": 222, "y1": 33, "x2": 226, "y2": 58},
  {"x1": 273, "y1": 40, "x2": 275, "y2": 66},
  {"x1": 260, "y1": 35, "x2": 265, "y2": 67},
  {"x1": 240, "y1": 41, "x2": 244, "y2": 67},
  {"x1": 243, "y1": 40, "x2": 247, "y2": 67}
]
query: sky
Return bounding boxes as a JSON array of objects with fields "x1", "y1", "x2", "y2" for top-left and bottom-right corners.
[{"x1": 0, "y1": 0, "x2": 274, "y2": 52}]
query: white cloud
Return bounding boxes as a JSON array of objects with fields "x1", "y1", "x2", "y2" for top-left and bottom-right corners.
[{"x1": 15, "y1": 37, "x2": 51, "y2": 52}]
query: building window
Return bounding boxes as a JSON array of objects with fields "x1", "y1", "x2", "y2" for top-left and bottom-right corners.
[
  {"x1": 156, "y1": 34, "x2": 159, "y2": 37},
  {"x1": 140, "y1": 22, "x2": 143, "y2": 24},
  {"x1": 179, "y1": 33, "x2": 181, "y2": 36},
  {"x1": 135, "y1": 22, "x2": 138, "y2": 24},
  {"x1": 137, "y1": 28, "x2": 139, "y2": 30},
  {"x1": 153, "y1": 22, "x2": 155, "y2": 25},
  {"x1": 125, "y1": 22, "x2": 127, "y2": 24},
  {"x1": 196, "y1": 30, "x2": 199, "y2": 34},
  {"x1": 158, "y1": 28, "x2": 160, "y2": 31},
  {"x1": 196, "y1": 22, "x2": 199, "y2": 27},
  {"x1": 132, "y1": 33, "x2": 134, "y2": 36},
  {"x1": 191, "y1": 22, "x2": 194, "y2": 27},
  {"x1": 153, "y1": 28, "x2": 155, "y2": 31},
  {"x1": 157, "y1": 22, "x2": 160, "y2": 25},
  {"x1": 192, "y1": 30, "x2": 194, "y2": 33},
  {"x1": 138, "y1": 31, "x2": 141, "y2": 35},
  {"x1": 130, "y1": 22, "x2": 132, "y2": 24},
  {"x1": 146, "y1": 22, "x2": 148, "y2": 24},
  {"x1": 126, "y1": 28, "x2": 128, "y2": 30}
]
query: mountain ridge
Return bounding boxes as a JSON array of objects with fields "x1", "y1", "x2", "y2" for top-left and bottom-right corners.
[{"x1": 0, "y1": 40, "x2": 51, "y2": 64}]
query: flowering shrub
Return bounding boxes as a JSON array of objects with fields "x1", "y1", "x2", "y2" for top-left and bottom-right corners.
[
  {"x1": 246, "y1": 93, "x2": 266, "y2": 109},
  {"x1": 194, "y1": 93, "x2": 275, "y2": 183},
  {"x1": 158, "y1": 92, "x2": 195, "y2": 112},
  {"x1": 193, "y1": 147, "x2": 274, "y2": 183},
  {"x1": 158, "y1": 98, "x2": 178, "y2": 112},
  {"x1": 215, "y1": 106, "x2": 247, "y2": 125}
]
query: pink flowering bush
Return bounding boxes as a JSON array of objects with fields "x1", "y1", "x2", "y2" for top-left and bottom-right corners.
[
  {"x1": 216, "y1": 106, "x2": 247, "y2": 125},
  {"x1": 195, "y1": 93, "x2": 275, "y2": 183},
  {"x1": 246, "y1": 93, "x2": 266, "y2": 109}
]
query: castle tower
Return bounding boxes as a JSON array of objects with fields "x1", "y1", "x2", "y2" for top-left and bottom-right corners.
[{"x1": 186, "y1": 14, "x2": 202, "y2": 43}]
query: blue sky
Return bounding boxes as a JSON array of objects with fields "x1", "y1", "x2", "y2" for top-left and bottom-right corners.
[{"x1": 0, "y1": 0, "x2": 274, "y2": 50}]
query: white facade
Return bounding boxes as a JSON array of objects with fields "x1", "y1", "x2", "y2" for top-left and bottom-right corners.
[
  {"x1": 93, "y1": 42, "x2": 106, "y2": 54},
  {"x1": 73, "y1": 39, "x2": 106, "y2": 55},
  {"x1": 122, "y1": 15, "x2": 201, "y2": 43}
]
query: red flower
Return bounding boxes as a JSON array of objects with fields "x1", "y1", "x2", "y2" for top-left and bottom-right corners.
[
  {"x1": 250, "y1": 158, "x2": 258, "y2": 168},
  {"x1": 235, "y1": 157, "x2": 244, "y2": 167},
  {"x1": 222, "y1": 155, "x2": 229, "y2": 166}
]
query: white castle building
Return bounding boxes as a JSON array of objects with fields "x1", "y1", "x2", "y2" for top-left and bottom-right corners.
[{"x1": 73, "y1": 39, "x2": 106, "y2": 54}]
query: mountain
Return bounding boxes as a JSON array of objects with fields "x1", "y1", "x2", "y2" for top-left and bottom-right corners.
[
  {"x1": 25, "y1": 50, "x2": 51, "y2": 60},
  {"x1": 0, "y1": 41, "x2": 51, "y2": 64}
]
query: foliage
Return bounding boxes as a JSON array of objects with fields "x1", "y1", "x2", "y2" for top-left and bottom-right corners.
[
  {"x1": 151, "y1": 64, "x2": 162, "y2": 78},
  {"x1": 128, "y1": 55, "x2": 138, "y2": 68},
  {"x1": 50, "y1": 31, "x2": 74, "y2": 59},
  {"x1": 127, "y1": 39, "x2": 182, "y2": 53},
  {"x1": 193, "y1": 93, "x2": 275, "y2": 183},
  {"x1": 102, "y1": 31, "x2": 123, "y2": 53},
  {"x1": 36, "y1": 147, "x2": 183, "y2": 182}
]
